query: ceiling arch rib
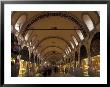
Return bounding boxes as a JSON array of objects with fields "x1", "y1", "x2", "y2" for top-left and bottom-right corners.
[
  {"x1": 11, "y1": 11, "x2": 100, "y2": 75},
  {"x1": 40, "y1": 46, "x2": 67, "y2": 57},
  {"x1": 70, "y1": 41, "x2": 74, "y2": 49},
  {"x1": 21, "y1": 12, "x2": 88, "y2": 37},
  {"x1": 35, "y1": 36, "x2": 73, "y2": 51},
  {"x1": 76, "y1": 30, "x2": 84, "y2": 41},
  {"x1": 83, "y1": 14, "x2": 94, "y2": 31},
  {"x1": 43, "y1": 51, "x2": 64, "y2": 63},
  {"x1": 15, "y1": 15, "x2": 26, "y2": 32}
]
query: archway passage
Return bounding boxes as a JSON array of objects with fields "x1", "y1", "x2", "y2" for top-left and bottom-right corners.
[
  {"x1": 90, "y1": 32, "x2": 100, "y2": 57},
  {"x1": 40, "y1": 46, "x2": 67, "y2": 56},
  {"x1": 90, "y1": 32, "x2": 100, "y2": 76},
  {"x1": 11, "y1": 11, "x2": 100, "y2": 77},
  {"x1": 43, "y1": 51, "x2": 63, "y2": 64},
  {"x1": 80, "y1": 45, "x2": 88, "y2": 60},
  {"x1": 36, "y1": 36, "x2": 72, "y2": 51},
  {"x1": 80, "y1": 45, "x2": 88, "y2": 76}
]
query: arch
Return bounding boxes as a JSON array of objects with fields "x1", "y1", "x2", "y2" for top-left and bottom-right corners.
[
  {"x1": 94, "y1": 11, "x2": 100, "y2": 25},
  {"x1": 90, "y1": 32, "x2": 100, "y2": 57},
  {"x1": 35, "y1": 36, "x2": 73, "y2": 50},
  {"x1": 43, "y1": 51, "x2": 63, "y2": 64},
  {"x1": 90, "y1": 32, "x2": 100, "y2": 76},
  {"x1": 80, "y1": 45, "x2": 88, "y2": 61},
  {"x1": 21, "y1": 12, "x2": 88, "y2": 37},
  {"x1": 40, "y1": 46, "x2": 67, "y2": 56},
  {"x1": 83, "y1": 14, "x2": 94, "y2": 31},
  {"x1": 80, "y1": 45, "x2": 88, "y2": 76},
  {"x1": 15, "y1": 15, "x2": 26, "y2": 32}
]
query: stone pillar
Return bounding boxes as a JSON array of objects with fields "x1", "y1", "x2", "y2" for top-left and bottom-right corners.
[
  {"x1": 28, "y1": 45, "x2": 32, "y2": 76},
  {"x1": 87, "y1": 43, "x2": 93, "y2": 76}
]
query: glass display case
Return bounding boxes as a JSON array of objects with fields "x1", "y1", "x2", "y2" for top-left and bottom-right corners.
[
  {"x1": 81, "y1": 58, "x2": 89, "y2": 76},
  {"x1": 19, "y1": 60, "x2": 27, "y2": 77}
]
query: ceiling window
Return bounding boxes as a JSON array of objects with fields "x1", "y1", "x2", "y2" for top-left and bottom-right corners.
[
  {"x1": 70, "y1": 41, "x2": 74, "y2": 49},
  {"x1": 15, "y1": 15, "x2": 26, "y2": 32},
  {"x1": 72, "y1": 36, "x2": 78, "y2": 46},
  {"x1": 76, "y1": 30, "x2": 84, "y2": 40},
  {"x1": 65, "y1": 49, "x2": 69, "y2": 54},
  {"x1": 68, "y1": 47, "x2": 71, "y2": 52},
  {"x1": 83, "y1": 15, "x2": 94, "y2": 31}
]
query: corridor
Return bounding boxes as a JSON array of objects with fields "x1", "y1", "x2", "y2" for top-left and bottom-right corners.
[{"x1": 11, "y1": 11, "x2": 100, "y2": 77}]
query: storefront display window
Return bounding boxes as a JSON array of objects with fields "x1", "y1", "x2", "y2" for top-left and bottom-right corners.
[
  {"x1": 91, "y1": 55, "x2": 100, "y2": 76},
  {"x1": 81, "y1": 58, "x2": 89, "y2": 76},
  {"x1": 19, "y1": 60, "x2": 27, "y2": 77}
]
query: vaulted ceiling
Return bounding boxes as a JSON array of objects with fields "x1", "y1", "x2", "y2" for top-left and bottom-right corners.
[{"x1": 11, "y1": 11, "x2": 99, "y2": 64}]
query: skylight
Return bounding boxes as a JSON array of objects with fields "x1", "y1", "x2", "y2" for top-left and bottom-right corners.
[
  {"x1": 83, "y1": 15, "x2": 94, "y2": 31},
  {"x1": 76, "y1": 30, "x2": 84, "y2": 40},
  {"x1": 72, "y1": 36, "x2": 78, "y2": 46}
]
